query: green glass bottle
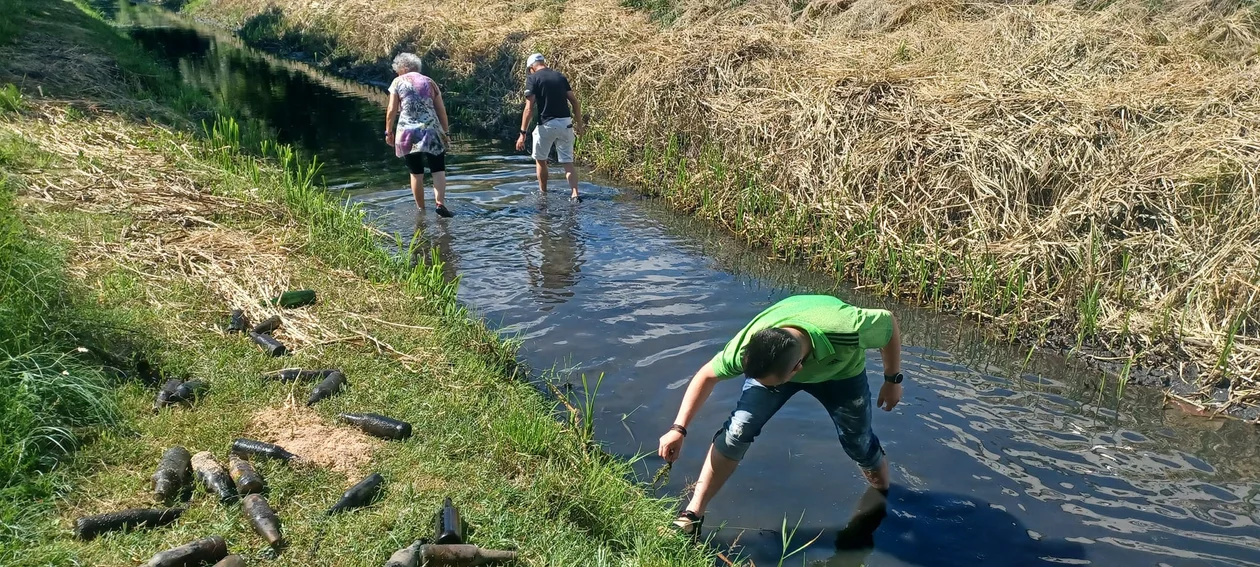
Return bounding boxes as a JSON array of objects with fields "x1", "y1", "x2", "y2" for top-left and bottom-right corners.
[{"x1": 268, "y1": 289, "x2": 316, "y2": 308}]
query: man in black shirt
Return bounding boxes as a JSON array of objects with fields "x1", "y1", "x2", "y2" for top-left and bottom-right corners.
[{"x1": 516, "y1": 53, "x2": 586, "y2": 201}]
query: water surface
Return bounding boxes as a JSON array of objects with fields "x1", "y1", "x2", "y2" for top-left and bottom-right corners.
[{"x1": 120, "y1": 5, "x2": 1260, "y2": 565}]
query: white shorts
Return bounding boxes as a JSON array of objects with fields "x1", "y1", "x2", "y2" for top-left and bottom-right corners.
[{"x1": 531, "y1": 117, "x2": 575, "y2": 164}]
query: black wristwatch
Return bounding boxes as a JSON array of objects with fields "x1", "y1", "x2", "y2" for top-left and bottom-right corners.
[
  {"x1": 884, "y1": 372, "x2": 904, "y2": 384},
  {"x1": 520, "y1": 129, "x2": 528, "y2": 135}
]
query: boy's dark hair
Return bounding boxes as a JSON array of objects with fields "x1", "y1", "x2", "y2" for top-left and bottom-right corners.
[{"x1": 741, "y1": 328, "x2": 802, "y2": 379}]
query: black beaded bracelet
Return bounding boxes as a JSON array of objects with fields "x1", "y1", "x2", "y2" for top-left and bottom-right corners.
[{"x1": 669, "y1": 424, "x2": 687, "y2": 437}]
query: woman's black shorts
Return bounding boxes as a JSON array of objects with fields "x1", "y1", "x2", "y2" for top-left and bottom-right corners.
[{"x1": 403, "y1": 152, "x2": 446, "y2": 175}]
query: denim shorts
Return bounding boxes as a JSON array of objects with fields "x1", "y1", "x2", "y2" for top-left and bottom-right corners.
[{"x1": 712, "y1": 371, "x2": 884, "y2": 470}]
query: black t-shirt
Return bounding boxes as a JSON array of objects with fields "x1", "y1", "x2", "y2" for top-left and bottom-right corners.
[{"x1": 524, "y1": 68, "x2": 572, "y2": 121}]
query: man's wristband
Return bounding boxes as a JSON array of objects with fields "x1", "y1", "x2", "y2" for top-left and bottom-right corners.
[
  {"x1": 520, "y1": 129, "x2": 528, "y2": 135},
  {"x1": 669, "y1": 424, "x2": 687, "y2": 437}
]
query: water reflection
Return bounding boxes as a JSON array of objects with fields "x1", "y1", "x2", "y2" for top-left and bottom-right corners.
[
  {"x1": 412, "y1": 212, "x2": 459, "y2": 282},
  {"x1": 523, "y1": 196, "x2": 584, "y2": 309},
  {"x1": 118, "y1": 7, "x2": 1260, "y2": 566}
]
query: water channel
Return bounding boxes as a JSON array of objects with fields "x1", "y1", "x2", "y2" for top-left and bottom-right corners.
[{"x1": 114, "y1": 3, "x2": 1260, "y2": 565}]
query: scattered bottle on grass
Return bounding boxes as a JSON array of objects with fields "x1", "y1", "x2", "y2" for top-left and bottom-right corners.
[
  {"x1": 264, "y1": 368, "x2": 339, "y2": 382},
  {"x1": 385, "y1": 540, "x2": 425, "y2": 567},
  {"x1": 251, "y1": 315, "x2": 281, "y2": 335},
  {"x1": 191, "y1": 451, "x2": 238, "y2": 504},
  {"x1": 152, "y1": 445, "x2": 191, "y2": 503},
  {"x1": 231, "y1": 438, "x2": 299, "y2": 463},
  {"x1": 168, "y1": 380, "x2": 208, "y2": 405},
  {"x1": 306, "y1": 371, "x2": 347, "y2": 406},
  {"x1": 152, "y1": 379, "x2": 182, "y2": 414},
  {"x1": 228, "y1": 454, "x2": 266, "y2": 495},
  {"x1": 242, "y1": 494, "x2": 284, "y2": 549},
  {"x1": 268, "y1": 289, "x2": 317, "y2": 308},
  {"x1": 250, "y1": 332, "x2": 287, "y2": 357},
  {"x1": 418, "y1": 544, "x2": 517, "y2": 566},
  {"x1": 73, "y1": 507, "x2": 185, "y2": 541},
  {"x1": 142, "y1": 535, "x2": 228, "y2": 567},
  {"x1": 227, "y1": 309, "x2": 249, "y2": 334},
  {"x1": 338, "y1": 413, "x2": 412, "y2": 440},
  {"x1": 326, "y1": 472, "x2": 384, "y2": 515},
  {"x1": 212, "y1": 555, "x2": 246, "y2": 567},
  {"x1": 435, "y1": 497, "x2": 463, "y2": 544}
]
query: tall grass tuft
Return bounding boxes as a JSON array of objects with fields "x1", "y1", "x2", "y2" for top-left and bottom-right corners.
[{"x1": 0, "y1": 176, "x2": 120, "y2": 545}]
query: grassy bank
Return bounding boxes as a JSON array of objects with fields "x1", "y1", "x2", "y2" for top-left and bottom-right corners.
[
  {"x1": 0, "y1": 1, "x2": 713, "y2": 565},
  {"x1": 189, "y1": 0, "x2": 1260, "y2": 411}
]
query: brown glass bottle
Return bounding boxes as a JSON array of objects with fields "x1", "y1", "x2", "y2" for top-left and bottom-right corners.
[
  {"x1": 142, "y1": 535, "x2": 227, "y2": 567},
  {"x1": 337, "y1": 413, "x2": 412, "y2": 440}
]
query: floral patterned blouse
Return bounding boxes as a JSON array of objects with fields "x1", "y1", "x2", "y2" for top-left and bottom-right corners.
[{"x1": 389, "y1": 72, "x2": 445, "y2": 157}]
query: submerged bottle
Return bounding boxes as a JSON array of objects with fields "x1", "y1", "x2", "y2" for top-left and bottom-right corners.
[
  {"x1": 231, "y1": 438, "x2": 299, "y2": 463},
  {"x1": 326, "y1": 472, "x2": 384, "y2": 515},
  {"x1": 251, "y1": 315, "x2": 282, "y2": 335},
  {"x1": 338, "y1": 413, "x2": 412, "y2": 440},
  {"x1": 242, "y1": 494, "x2": 284, "y2": 549},
  {"x1": 228, "y1": 454, "x2": 266, "y2": 495},
  {"x1": 385, "y1": 540, "x2": 424, "y2": 567},
  {"x1": 434, "y1": 497, "x2": 463, "y2": 544},
  {"x1": 152, "y1": 445, "x2": 192, "y2": 503},
  {"x1": 250, "y1": 332, "x2": 287, "y2": 357},
  {"x1": 73, "y1": 507, "x2": 185, "y2": 541},
  {"x1": 227, "y1": 309, "x2": 249, "y2": 334},
  {"x1": 142, "y1": 535, "x2": 228, "y2": 567},
  {"x1": 306, "y1": 371, "x2": 347, "y2": 407},
  {"x1": 191, "y1": 451, "x2": 238, "y2": 504},
  {"x1": 268, "y1": 289, "x2": 316, "y2": 308},
  {"x1": 264, "y1": 368, "x2": 338, "y2": 382},
  {"x1": 418, "y1": 544, "x2": 517, "y2": 567}
]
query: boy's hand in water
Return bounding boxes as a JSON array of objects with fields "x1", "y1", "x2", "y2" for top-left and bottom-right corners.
[
  {"x1": 658, "y1": 429, "x2": 684, "y2": 463},
  {"x1": 877, "y1": 382, "x2": 903, "y2": 411}
]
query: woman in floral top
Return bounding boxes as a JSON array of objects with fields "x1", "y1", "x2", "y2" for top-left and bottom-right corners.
[{"x1": 385, "y1": 52, "x2": 454, "y2": 217}]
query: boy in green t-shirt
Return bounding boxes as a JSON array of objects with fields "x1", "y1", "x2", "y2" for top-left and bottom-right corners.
[{"x1": 657, "y1": 295, "x2": 905, "y2": 537}]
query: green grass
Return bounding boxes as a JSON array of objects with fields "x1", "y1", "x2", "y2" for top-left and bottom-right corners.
[
  {"x1": 0, "y1": 151, "x2": 122, "y2": 558},
  {"x1": 0, "y1": 1, "x2": 716, "y2": 564}
]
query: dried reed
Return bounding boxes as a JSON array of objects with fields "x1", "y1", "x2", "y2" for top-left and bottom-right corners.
[{"x1": 197, "y1": 0, "x2": 1260, "y2": 407}]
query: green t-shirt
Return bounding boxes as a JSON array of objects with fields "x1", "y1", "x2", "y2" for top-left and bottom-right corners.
[{"x1": 709, "y1": 295, "x2": 893, "y2": 383}]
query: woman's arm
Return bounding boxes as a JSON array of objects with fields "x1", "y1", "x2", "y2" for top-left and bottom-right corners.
[
  {"x1": 385, "y1": 89, "x2": 400, "y2": 146},
  {"x1": 432, "y1": 83, "x2": 450, "y2": 134}
]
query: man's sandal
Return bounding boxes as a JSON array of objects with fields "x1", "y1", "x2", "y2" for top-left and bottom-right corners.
[{"x1": 671, "y1": 510, "x2": 704, "y2": 541}]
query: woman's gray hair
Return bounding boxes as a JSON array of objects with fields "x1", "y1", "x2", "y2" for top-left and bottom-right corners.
[{"x1": 391, "y1": 52, "x2": 423, "y2": 74}]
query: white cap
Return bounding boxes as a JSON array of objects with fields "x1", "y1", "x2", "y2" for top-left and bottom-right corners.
[{"x1": 526, "y1": 53, "x2": 545, "y2": 67}]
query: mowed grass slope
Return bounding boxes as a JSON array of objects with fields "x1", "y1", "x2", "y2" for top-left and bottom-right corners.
[
  {"x1": 192, "y1": 0, "x2": 1260, "y2": 409},
  {"x1": 0, "y1": 1, "x2": 713, "y2": 565}
]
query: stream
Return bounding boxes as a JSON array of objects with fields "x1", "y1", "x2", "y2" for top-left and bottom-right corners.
[{"x1": 115, "y1": 3, "x2": 1260, "y2": 565}]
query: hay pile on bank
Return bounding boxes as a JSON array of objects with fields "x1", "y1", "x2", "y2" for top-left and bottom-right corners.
[{"x1": 196, "y1": 0, "x2": 1259, "y2": 408}]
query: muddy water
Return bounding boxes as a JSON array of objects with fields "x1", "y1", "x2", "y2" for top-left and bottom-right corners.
[{"x1": 118, "y1": 4, "x2": 1260, "y2": 566}]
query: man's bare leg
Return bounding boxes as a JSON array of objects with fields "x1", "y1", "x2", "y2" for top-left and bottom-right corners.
[
  {"x1": 562, "y1": 162, "x2": 579, "y2": 199},
  {"x1": 862, "y1": 459, "x2": 891, "y2": 491},
  {"x1": 409, "y1": 173, "x2": 425, "y2": 208},
  {"x1": 675, "y1": 444, "x2": 739, "y2": 529},
  {"x1": 535, "y1": 159, "x2": 549, "y2": 193}
]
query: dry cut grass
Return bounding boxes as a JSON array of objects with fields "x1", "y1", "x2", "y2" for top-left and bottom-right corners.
[{"x1": 194, "y1": 0, "x2": 1260, "y2": 409}]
